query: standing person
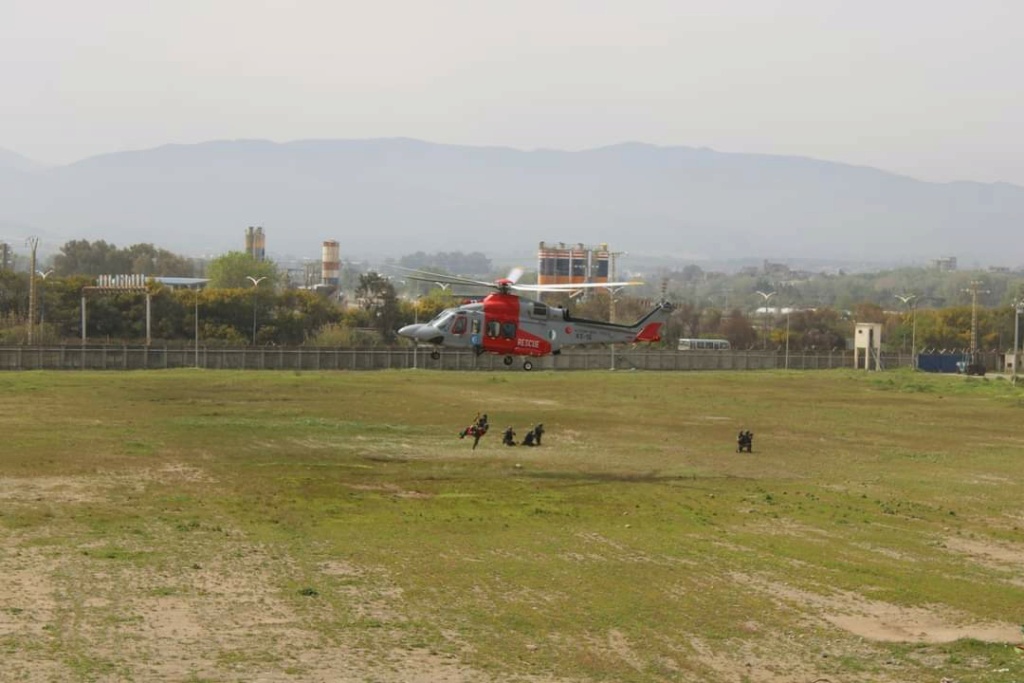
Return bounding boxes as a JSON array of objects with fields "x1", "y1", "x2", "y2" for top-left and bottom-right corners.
[{"x1": 532, "y1": 423, "x2": 545, "y2": 446}]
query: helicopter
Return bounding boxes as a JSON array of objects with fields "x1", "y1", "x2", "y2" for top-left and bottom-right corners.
[{"x1": 396, "y1": 268, "x2": 672, "y2": 370}]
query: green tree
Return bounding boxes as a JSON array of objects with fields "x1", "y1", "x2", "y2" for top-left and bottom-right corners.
[
  {"x1": 53, "y1": 240, "x2": 131, "y2": 276},
  {"x1": 53, "y1": 240, "x2": 195, "y2": 278},
  {"x1": 206, "y1": 252, "x2": 279, "y2": 289},
  {"x1": 786, "y1": 308, "x2": 847, "y2": 351},
  {"x1": 718, "y1": 309, "x2": 758, "y2": 349},
  {"x1": 126, "y1": 243, "x2": 195, "y2": 276},
  {"x1": 356, "y1": 272, "x2": 400, "y2": 342}
]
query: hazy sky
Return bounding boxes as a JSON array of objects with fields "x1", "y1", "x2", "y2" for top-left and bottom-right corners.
[{"x1": 4, "y1": 0, "x2": 1023, "y2": 185}]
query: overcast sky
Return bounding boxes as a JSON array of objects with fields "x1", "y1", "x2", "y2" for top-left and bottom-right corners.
[{"x1": 4, "y1": 0, "x2": 1022, "y2": 185}]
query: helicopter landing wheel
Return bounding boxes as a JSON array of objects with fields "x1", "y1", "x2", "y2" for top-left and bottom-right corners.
[
  {"x1": 523, "y1": 360, "x2": 534, "y2": 371},
  {"x1": 503, "y1": 355, "x2": 514, "y2": 366},
  {"x1": 430, "y1": 350, "x2": 440, "y2": 360}
]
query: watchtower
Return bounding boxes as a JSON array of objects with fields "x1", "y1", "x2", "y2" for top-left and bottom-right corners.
[{"x1": 854, "y1": 322, "x2": 883, "y2": 370}]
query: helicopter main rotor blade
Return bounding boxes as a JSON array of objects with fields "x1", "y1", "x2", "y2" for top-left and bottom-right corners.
[
  {"x1": 388, "y1": 265, "x2": 497, "y2": 290},
  {"x1": 511, "y1": 280, "x2": 643, "y2": 293}
]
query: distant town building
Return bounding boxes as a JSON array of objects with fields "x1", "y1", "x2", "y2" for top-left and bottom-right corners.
[
  {"x1": 245, "y1": 226, "x2": 266, "y2": 262},
  {"x1": 932, "y1": 256, "x2": 957, "y2": 271},
  {"x1": 762, "y1": 260, "x2": 792, "y2": 277}
]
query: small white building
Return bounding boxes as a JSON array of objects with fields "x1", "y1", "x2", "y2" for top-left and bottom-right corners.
[
  {"x1": 854, "y1": 322, "x2": 883, "y2": 370},
  {"x1": 1004, "y1": 351, "x2": 1020, "y2": 374}
]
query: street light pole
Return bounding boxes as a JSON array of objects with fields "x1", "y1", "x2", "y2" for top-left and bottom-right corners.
[
  {"x1": 1014, "y1": 300, "x2": 1024, "y2": 385},
  {"x1": 412, "y1": 298, "x2": 419, "y2": 369},
  {"x1": 37, "y1": 269, "x2": 53, "y2": 327},
  {"x1": 895, "y1": 294, "x2": 917, "y2": 370},
  {"x1": 194, "y1": 286, "x2": 201, "y2": 368},
  {"x1": 784, "y1": 307, "x2": 790, "y2": 369},
  {"x1": 246, "y1": 276, "x2": 266, "y2": 345},
  {"x1": 755, "y1": 290, "x2": 776, "y2": 350},
  {"x1": 26, "y1": 237, "x2": 39, "y2": 344}
]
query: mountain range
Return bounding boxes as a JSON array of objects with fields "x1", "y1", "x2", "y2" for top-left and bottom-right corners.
[{"x1": 1, "y1": 138, "x2": 1022, "y2": 267}]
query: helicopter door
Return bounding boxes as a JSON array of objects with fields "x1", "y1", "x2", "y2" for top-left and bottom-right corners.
[{"x1": 470, "y1": 317, "x2": 482, "y2": 347}]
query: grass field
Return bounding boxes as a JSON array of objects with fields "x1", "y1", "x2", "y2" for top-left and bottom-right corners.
[{"x1": 1, "y1": 368, "x2": 1023, "y2": 683}]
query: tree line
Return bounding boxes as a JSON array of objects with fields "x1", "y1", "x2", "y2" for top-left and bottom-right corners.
[{"x1": 0, "y1": 240, "x2": 1021, "y2": 351}]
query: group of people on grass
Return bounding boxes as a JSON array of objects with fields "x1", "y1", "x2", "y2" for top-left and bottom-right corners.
[
  {"x1": 501, "y1": 423, "x2": 544, "y2": 447},
  {"x1": 461, "y1": 411, "x2": 750, "y2": 453},
  {"x1": 459, "y1": 412, "x2": 544, "y2": 450}
]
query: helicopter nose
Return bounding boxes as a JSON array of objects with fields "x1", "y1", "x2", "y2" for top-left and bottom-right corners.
[
  {"x1": 398, "y1": 323, "x2": 423, "y2": 339},
  {"x1": 399, "y1": 324, "x2": 444, "y2": 344}
]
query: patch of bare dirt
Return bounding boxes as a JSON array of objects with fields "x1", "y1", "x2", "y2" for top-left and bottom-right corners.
[
  {"x1": 942, "y1": 536, "x2": 1024, "y2": 587},
  {"x1": 688, "y1": 634, "x2": 842, "y2": 683},
  {"x1": 0, "y1": 474, "x2": 122, "y2": 504},
  {"x1": 0, "y1": 463, "x2": 213, "y2": 506},
  {"x1": 155, "y1": 461, "x2": 217, "y2": 483},
  {"x1": 0, "y1": 508, "x2": 519, "y2": 682},
  {"x1": 943, "y1": 536, "x2": 1024, "y2": 566},
  {"x1": 570, "y1": 531, "x2": 692, "y2": 567},
  {"x1": 346, "y1": 482, "x2": 431, "y2": 499},
  {"x1": 733, "y1": 573, "x2": 1020, "y2": 644}
]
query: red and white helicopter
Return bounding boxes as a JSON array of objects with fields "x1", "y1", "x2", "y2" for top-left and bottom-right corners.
[{"x1": 397, "y1": 268, "x2": 672, "y2": 370}]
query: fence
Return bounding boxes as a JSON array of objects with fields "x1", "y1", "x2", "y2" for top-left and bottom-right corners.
[{"x1": 0, "y1": 345, "x2": 947, "y2": 372}]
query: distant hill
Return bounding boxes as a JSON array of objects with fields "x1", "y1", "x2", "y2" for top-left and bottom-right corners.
[
  {"x1": 0, "y1": 147, "x2": 46, "y2": 174},
  {"x1": 1, "y1": 138, "x2": 1022, "y2": 266}
]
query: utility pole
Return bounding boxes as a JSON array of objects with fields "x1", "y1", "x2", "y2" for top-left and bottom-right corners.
[
  {"x1": 963, "y1": 281, "x2": 990, "y2": 374},
  {"x1": 26, "y1": 237, "x2": 39, "y2": 344},
  {"x1": 756, "y1": 290, "x2": 776, "y2": 350},
  {"x1": 964, "y1": 281, "x2": 989, "y2": 355},
  {"x1": 607, "y1": 250, "x2": 626, "y2": 323},
  {"x1": 1013, "y1": 300, "x2": 1024, "y2": 386},
  {"x1": 607, "y1": 250, "x2": 626, "y2": 371}
]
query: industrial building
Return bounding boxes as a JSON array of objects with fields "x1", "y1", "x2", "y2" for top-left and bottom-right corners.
[
  {"x1": 537, "y1": 242, "x2": 611, "y2": 286},
  {"x1": 245, "y1": 226, "x2": 266, "y2": 262}
]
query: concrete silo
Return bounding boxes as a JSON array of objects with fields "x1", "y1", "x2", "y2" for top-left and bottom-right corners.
[{"x1": 322, "y1": 240, "x2": 340, "y2": 286}]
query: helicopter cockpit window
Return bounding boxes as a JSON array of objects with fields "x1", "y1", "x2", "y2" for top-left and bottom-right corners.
[
  {"x1": 450, "y1": 315, "x2": 468, "y2": 335},
  {"x1": 486, "y1": 320, "x2": 500, "y2": 337},
  {"x1": 429, "y1": 311, "x2": 455, "y2": 330},
  {"x1": 501, "y1": 321, "x2": 516, "y2": 339}
]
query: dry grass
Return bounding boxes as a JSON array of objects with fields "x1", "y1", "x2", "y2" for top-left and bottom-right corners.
[{"x1": 1, "y1": 368, "x2": 1023, "y2": 682}]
